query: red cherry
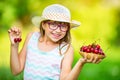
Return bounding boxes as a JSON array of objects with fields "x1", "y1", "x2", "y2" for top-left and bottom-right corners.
[
  {"x1": 94, "y1": 47, "x2": 98, "y2": 51},
  {"x1": 96, "y1": 44, "x2": 100, "y2": 49},
  {"x1": 94, "y1": 49, "x2": 99, "y2": 54},
  {"x1": 83, "y1": 46, "x2": 87, "y2": 52},
  {"x1": 19, "y1": 38, "x2": 22, "y2": 42},
  {"x1": 17, "y1": 38, "x2": 22, "y2": 42},
  {"x1": 80, "y1": 43, "x2": 105, "y2": 59},
  {"x1": 90, "y1": 48, "x2": 94, "y2": 52},
  {"x1": 98, "y1": 49, "x2": 103, "y2": 54},
  {"x1": 14, "y1": 38, "x2": 22, "y2": 43},
  {"x1": 86, "y1": 48, "x2": 90, "y2": 53},
  {"x1": 100, "y1": 50, "x2": 105, "y2": 55},
  {"x1": 14, "y1": 38, "x2": 18, "y2": 43},
  {"x1": 80, "y1": 46, "x2": 83, "y2": 51}
]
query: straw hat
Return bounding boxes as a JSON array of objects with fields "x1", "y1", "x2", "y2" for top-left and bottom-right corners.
[{"x1": 32, "y1": 4, "x2": 81, "y2": 28}]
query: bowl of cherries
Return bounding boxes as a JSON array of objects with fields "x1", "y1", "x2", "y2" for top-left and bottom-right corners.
[{"x1": 80, "y1": 43, "x2": 106, "y2": 59}]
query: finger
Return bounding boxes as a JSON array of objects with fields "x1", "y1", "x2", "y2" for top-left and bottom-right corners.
[
  {"x1": 12, "y1": 26, "x2": 18, "y2": 32},
  {"x1": 96, "y1": 59, "x2": 102, "y2": 64},
  {"x1": 12, "y1": 27, "x2": 19, "y2": 34},
  {"x1": 8, "y1": 29, "x2": 11, "y2": 33},
  {"x1": 14, "y1": 27, "x2": 18, "y2": 33},
  {"x1": 16, "y1": 28, "x2": 19, "y2": 35},
  {"x1": 18, "y1": 28, "x2": 22, "y2": 37},
  {"x1": 92, "y1": 56, "x2": 99, "y2": 63},
  {"x1": 84, "y1": 52, "x2": 88, "y2": 59},
  {"x1": 11, "y1": 27, "x2": 15, "y2": 32},
  {"x1": 79, "y1": 58, "x2": 86, "y2": 63},
  {"x1": 17, "y1": 27, "x2": 21, "y2": 34}
]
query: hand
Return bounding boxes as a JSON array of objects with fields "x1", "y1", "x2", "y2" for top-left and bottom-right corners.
[
  {"x1": 8, "y1": 26, "x2": 22, "y2": 45},
  {"x1": 79, "y1": 53, "x2": 102, "y2": 64}
]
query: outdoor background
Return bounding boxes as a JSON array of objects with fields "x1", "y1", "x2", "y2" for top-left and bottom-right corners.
[{"x1": 0, "y1": 0, "x2": 120, "y2": 80}]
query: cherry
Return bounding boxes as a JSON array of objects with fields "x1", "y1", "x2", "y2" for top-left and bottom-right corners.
[
  {"x1": 94, "y1": 49, "x2": 99, "y2": 54},
  {"x1": 86, "y1": 48, "x2": 90, "y2": 53},
  {"x1": 83, "y1": 46, "x2": 87, "y2": 52},
  {"x1": 90, "y1": 48, "x2": 94, "y2": 52},
  {"x1": 14, "y1": 38, "x2": 22, "y2": 43},
  {"x1": 96, "y1": 44, "x2": 100, "y2": 49},
  {"x1": 80, "y1": 46, "x2": 84, "y2": 51},
  {"x1": 14, "y1": 38, "x2": 17, "y2": 43},
  {"x1": 80, "y1": 43, "x2": 105, "y2": 55},
  {"x1": 17, "y1": 38, "x2": 22, "y2": 42},
  {"x1": 80, "y1": 43, "x2": 106, "y2": 59}
]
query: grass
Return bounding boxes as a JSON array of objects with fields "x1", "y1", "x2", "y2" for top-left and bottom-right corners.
[
  {"x1": 0, "y1": 58, "x2": 120, "y2": 80},
  {"x1": 78, "y1": 60, "x2": 120, "y2": 80},
  {"x1": 0, "y1": 66, "x2": 23, "y2": 80}
]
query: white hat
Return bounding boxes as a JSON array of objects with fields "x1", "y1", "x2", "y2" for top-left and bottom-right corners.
[{"x1": 32, "y1": 4, "x2": 81, "y2": 28}]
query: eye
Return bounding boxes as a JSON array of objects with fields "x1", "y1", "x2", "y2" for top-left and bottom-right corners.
[
  {"x1": 61, "y1": 24, "x2": 67, "y2": 28},
  {"x1": 47, "y1": 22, "x2": 53, "y2": 25},
  {"x1": 47, "y1": 22, "x2": 51, "y2": 25}
]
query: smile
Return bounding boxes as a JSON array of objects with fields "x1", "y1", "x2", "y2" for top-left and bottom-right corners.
[{"x1": 52, "y1": 33, "x2": 61, "y2": 38}]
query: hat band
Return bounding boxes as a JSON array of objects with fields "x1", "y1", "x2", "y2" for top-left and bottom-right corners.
[{"x1": 42, "y1": 13, "x2": 71, "y2": 23}]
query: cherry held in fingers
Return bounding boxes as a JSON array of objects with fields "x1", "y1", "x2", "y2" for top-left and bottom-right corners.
[
  {"x1": 14, "y1": 38, "x2": 17, "y2": 43},
  {"x1": 14, "y1": 38, "x2": 22, "y2": 43}
]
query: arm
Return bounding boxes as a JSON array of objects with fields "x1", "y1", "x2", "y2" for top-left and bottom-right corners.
[
  {"x1": 60, "y1": 45, "x2": 102, "y2": 80},
  {"x1": 60, "y1": 45, "x2": 84, "y2": 80},
  {"x1": 8, "y1": 27, "x2": 33, "y2": 75}
]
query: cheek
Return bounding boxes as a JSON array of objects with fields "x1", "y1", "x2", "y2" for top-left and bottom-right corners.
[
  {"x1": 62, "y1": 33, "x2": 66, "y2": 37},
  {"x1": 60, "y1": 32, "x2": 67, "y2": 39},
  {"x1": 45, "y1": 29, "x2": 53, "y2": 38},
  {"x1": 44, "y1": 26, "x2": 51, "y2": 34}
]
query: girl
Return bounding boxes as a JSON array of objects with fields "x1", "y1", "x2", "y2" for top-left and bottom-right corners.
[{"x1": 8, "y1": 4, "x2": 102, "y2": 80}]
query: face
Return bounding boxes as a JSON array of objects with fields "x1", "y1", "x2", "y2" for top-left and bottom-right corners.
[{"x1": 42, "y1": 20, "x2": 69, "y2": 42}]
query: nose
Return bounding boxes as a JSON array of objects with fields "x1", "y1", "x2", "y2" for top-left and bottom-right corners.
[{"x1": 55, "y1": 26, "x2": 61, "y2": 32}]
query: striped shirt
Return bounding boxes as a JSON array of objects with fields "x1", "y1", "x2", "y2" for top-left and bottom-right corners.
[{"x1": 24, "y1": 32, "x2": 68, "y2": 80}]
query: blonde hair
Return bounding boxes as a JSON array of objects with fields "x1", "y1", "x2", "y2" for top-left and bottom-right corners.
[{"x1": 39, "y1": 20, "x2": 71, "y2": 55}]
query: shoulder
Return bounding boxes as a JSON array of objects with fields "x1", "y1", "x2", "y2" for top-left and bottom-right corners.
[
  {"x1": 66, "y1": 44, "x2": 74, "y2": 54},
  {"x1": 64, "y1": 43, "x2": 74, "y2": 53},
  {"x1": 27, "y1": 31, "x2": 39, "y2": 36},
  {"x1": 26, "y1": 31, "x2": 39, "y2": 38},
  {"x1": 61, "y1": 44, "x2": 74, "y2": 58},
  {"x1": 25, "y1": 31, "x2": 39, "y2": 43},
  {"x1": 68, "y1": 44, "x2": 74, "y2": 51}
]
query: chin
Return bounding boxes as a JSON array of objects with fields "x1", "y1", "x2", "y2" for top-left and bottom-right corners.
[{"x1": 51, "y1": 38, "x2": 60, "y2": 42}]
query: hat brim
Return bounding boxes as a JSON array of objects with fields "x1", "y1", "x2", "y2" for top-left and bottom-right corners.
[{"x1": 32, "y1": 16, "x2": 81, "y2": 28}]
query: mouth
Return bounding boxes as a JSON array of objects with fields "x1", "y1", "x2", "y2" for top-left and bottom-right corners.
[{"x1": 51, "y1": 33, "x2": 61, "y2": 39}]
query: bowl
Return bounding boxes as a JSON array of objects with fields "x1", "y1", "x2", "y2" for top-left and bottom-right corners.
[{"x1": 79, "y1": 51, "x2": 106, "y2": 59}]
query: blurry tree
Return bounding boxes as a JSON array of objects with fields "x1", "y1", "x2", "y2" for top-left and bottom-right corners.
[
  {"x1": 0, "y1": 0, "x2": 64, "y2": 33},
  {"x1": 0, "y1": 0, "x2": 30, "y2": 33},
  {"x1": 109, "y1": 9, "x2": 120, "y2": 47},
  {"x1": 15, "y1": 0, "x2": 30, "y2": 25}
]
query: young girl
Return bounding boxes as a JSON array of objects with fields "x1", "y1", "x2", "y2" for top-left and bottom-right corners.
[{"x1": 8, "y1": 4, "x2": 102, "y2": 80}]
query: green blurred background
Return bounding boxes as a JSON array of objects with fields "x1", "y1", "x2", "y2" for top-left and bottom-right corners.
[{"x1": 0, "y1": 0, "x2": 120, "y2": 80}]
